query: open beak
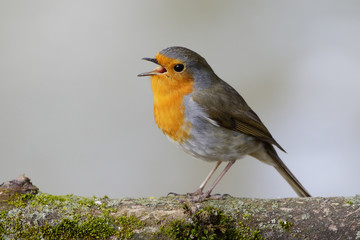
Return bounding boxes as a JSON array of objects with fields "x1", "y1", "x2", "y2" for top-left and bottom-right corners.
[{"x1": 138, "y1": 58, "x2": 167, "y2": 77}]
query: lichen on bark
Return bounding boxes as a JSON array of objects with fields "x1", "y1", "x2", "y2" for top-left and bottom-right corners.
[{"x1": 1, "y1": 175, "x2": 359, "y2": 239}]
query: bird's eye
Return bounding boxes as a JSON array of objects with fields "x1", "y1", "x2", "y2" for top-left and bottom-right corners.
[{"x1": 174, "y1": 64, "x2": 184, "y2": 72}]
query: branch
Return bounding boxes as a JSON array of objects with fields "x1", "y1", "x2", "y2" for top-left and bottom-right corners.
[{"x1": 0, "y1": 175, "x2": 359, "y2": 239}]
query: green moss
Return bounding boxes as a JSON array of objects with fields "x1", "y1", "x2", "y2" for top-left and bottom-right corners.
[
  {"x1": 1, "y1": 192, "x2": 145, "y2": 239},
  {"x1": 0, "y1": 210, "x2": 7, "y2": 219},
  {"x1": 116, "y1": 215, "x2": 145, "y2": 239},
  {"x1": 279, "y1": 220, "x2": 293, "y2": 231},
  {"x1": 0, "y1": 210, "x2": 7, "y2": 238},
  {"x1": 1, "y1": 214, "x2": 116, "y2": 239},
  {"x1": 1, "y1": 211, "x2": 145, "y2": 239},
  {"x1": 30, "y1": 193, "x2": 96, "y2": 209},
  {"x1": 160, "y1": 205, "x2": 263, "y2": 240},
  {"x1": 6, "y1": 193, "x2": 36, "y2": 208}
]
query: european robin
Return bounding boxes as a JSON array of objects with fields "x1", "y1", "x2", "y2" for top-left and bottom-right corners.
[{"x1": 138, "y1": 46, "x2": 311, "y2": 201}]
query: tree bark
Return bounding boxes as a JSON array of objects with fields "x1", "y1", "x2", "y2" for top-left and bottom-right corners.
[{"x1": 0, "y1": 175, "x2": 359, "y2": 239}]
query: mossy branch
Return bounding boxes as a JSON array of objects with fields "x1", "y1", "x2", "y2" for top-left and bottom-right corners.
[{"x1": 1, "y1": 175, "x2": 359, "y2": 239}]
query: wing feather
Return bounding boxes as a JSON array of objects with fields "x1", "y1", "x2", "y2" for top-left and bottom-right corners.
[{"x1": 192, "y1": 81, "x2": 285, "y2": 152}]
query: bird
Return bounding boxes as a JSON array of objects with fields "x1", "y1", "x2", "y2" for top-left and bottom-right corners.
[{"x1": 138, "y1": 46, "x2": 311, "y2": 201}]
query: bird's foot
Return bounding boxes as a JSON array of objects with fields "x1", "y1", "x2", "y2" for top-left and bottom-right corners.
[
  {"x1": 189, "y1": 188, "x2": 203, "y2": 196},
  {"x1": 167, "y1": 192, "x2": 198, "y2": 202},
  {"x1": 190, "y1": 193, "x2": 232, "y2": 203},
  {"x1": 167, "y1": 188, "x2": 204, "y2": 197},
  {"x1": 168, "y1": 191, "x2": 231, "y2": 202},
  {"x1": 167, "y1": 192, "x2": 187, "y2": 197}
]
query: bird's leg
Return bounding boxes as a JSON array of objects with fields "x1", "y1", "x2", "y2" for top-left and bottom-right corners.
[
  {"x1": 192, "y1": 160, "x2": 235, "y2": 202},
  {"x1": 168, "y1": 161, "x2": 222, "y2": 197},
  {"x1": 190, "y1": 161, "x2": 222, "y2": 196}
]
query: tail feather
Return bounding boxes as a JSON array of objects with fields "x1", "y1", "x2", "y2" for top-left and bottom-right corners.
[{"x1": 266, "y1": 144, "x2": 311, "y2": 197}]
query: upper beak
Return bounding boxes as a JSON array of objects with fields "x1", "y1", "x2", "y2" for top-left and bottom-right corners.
[{"x1": 137, "y1": 58, "x2": 167, "y2": 77}]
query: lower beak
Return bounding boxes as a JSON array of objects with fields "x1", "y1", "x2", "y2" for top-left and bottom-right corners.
[{"x1": 138, "y1": 58, "x2": 167, "y2": 77}]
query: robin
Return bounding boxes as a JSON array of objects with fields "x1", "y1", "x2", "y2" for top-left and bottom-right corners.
[{"x1": 138, "y1": 46, "x2": 311, "y2": 201}]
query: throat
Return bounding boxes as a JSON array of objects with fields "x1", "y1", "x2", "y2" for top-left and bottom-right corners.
[{"x1": 150, "y1": 76, "x2": 194, "y2": 142}]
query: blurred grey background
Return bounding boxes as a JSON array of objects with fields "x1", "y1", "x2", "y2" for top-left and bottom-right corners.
[{"x1": 1, "y1": 1, "x2": 359, "y2": 199}]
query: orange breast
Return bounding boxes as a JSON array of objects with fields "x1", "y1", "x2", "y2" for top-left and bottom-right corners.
[{"x1": 150, "y1": 73, "x2": 194, "y2": 142}]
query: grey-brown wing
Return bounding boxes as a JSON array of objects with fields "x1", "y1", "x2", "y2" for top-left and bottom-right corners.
[{"x1": 192, "y1": 81, "x2": 285, "y2": 152}]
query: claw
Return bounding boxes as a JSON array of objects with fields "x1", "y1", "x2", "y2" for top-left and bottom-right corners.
[
  {"x1": 168, "y1": 191, "x2": 231, "y2": 202},
  {"x1": 190, "y1": 188, "x2": 204, "y2": 196},
  {"x1": 167, "y1": 189, "x2": 204, "y2": 197},
  {"x1": 189, "y1": 193, "x2": 232, "y2": 203},
  {"x1": 167, "y1": 192, "x2": 183, "y2": 196}
]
